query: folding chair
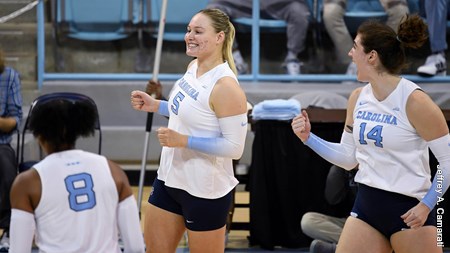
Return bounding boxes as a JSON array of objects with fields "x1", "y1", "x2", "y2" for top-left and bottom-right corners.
[
  {"x1": 52, "y1": 0, "x2": 138, "y2": 41},
  {"x1": 18, "y1": 92, "x2": 102, "y2": 172},
  {"x1": 50, "y1": 0, "x2": 140, "y2": 71}
]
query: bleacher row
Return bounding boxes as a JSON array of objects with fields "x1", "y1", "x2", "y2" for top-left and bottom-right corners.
[{"x1": 36, "y1": 0, "x2": 450, "y2": 88}]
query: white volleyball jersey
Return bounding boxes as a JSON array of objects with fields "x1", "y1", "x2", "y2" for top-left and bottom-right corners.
[
  {"x1": 158, "y1": 61, "x2": 239, "y2": 199},
  {"x1": 353, "y1": 78, "x2": 431, "y2": 200},
  {"x1": 33, "y1": 150, "x2": 121, "y2": 253}
]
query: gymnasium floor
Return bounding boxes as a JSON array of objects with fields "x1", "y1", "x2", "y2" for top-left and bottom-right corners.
[
  {"x1": 9, "y1": 186, "x2": 450, "y2": 252},
  {"x1": 23, "y1": 187, "x2": 308, "y2": 253},
  {"x1": 138, "y1": 187, "x2": 310, "y2": 253}
]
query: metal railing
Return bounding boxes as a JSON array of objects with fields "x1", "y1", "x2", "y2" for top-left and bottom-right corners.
[{"x1": 35, "y1": 0, "x2": 450, "y2": 89}]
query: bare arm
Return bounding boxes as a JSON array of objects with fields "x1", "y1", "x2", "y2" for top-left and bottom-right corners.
[
  {"x1": 291, "y1": 88, "x2": 361, "y2": 170},
  {"x1": 9, "y1": 170, "x2": 40, "y2": 253},
  {"x1": 156, "y1": 76, "x2": 248, "y2": 159},
  {"x1": 107, "y1": 160, "x2": 133, "y2": 202},
  {"x1": 401, "y1": 90, "x2": 450, "y2": 228},
  {"x1": 108, "y1": 160, "x2": 146, "y2": 252},
  {"x1": 0, "y1": 116, "x2": 17, "y2": 133},
  {"x1": 406, "y1": 90, "x2": 449, "y2": 141},
  {"x1": 10, "y1": 169, "x2": 41, "y2": 213},
  {"x1": 344, "y1": 87, "x2": 362, "y2": 133},
  {"x1": 209, "y1": 76, "x2": 247, "y2": 118}
]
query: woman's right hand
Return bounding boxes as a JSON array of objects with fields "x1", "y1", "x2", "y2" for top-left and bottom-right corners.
[
  {"x1": 291, "y1": 110, "x2": 311, "y2": 142},
  {"x1": 130, "y1": 90, "x2": 159, "y2": 112}
]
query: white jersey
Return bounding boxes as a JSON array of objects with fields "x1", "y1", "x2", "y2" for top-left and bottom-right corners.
[
  {"x1": 33, "y1": 150, "x2": 121, "y2": 253},
  {"x1": 353, "y1": 78, "x2": 431, "y2": 200},
  {"x1": 158, "y1": 61, "x2": 239, "y2": 199}
]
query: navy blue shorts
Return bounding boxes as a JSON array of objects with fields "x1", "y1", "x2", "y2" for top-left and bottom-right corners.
[
  {"x1": 148, "y1": 178, "x2": 233, "y2": 231},
  {"x1": 351, "y1": 184, "x2": 436, "y2": 239}
]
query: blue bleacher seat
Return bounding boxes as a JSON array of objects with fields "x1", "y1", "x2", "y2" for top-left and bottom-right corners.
[
  {"x1": 232, "y1": 17, "x2": 287, "y2": 33},
  {"x1": 54, "y1": 0, "x2": 138, "y2": 41},
  {"x1": 344, "y1": 0, "x2": 387, "y2": 33},
  {"x1": 343, "y1": 0, "x2": 421, "y2": 33},
  {"x1": 232, "y1": 0, "x2": 315, "y2": 33},
  {"x1": 229, "y1": 0, "x2": 317, "y2": 78},
  {"x1": 144, "y1": 0, "x2": 210, "y2": 41}
]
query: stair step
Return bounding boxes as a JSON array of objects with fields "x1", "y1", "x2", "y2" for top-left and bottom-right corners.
[
  {"x1": 4, "y1": 53, "x2": 37, "y2": 82},
  {"x1": 0, "y1": 23, "x2": 38, "y2": 53},
  {"x1": 0, "y1": 23, "x2": 53, "y2": 82}
]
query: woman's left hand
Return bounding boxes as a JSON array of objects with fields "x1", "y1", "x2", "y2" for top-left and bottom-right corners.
[
  {"x1": 157, "y1": 127, "x2": 188, "y2": 148},
  {"x1": 400, "y1": 202, "x2": 431, "y2": 229}
]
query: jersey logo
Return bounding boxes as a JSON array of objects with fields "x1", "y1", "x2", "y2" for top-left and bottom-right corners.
[{"x1": 359, "y1": 101, "x2": 368, "y2": 106}]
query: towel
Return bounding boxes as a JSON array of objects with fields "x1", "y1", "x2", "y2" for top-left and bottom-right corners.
[{"x1": 252, "y1": 99, "x2": 301, "y2": 121}]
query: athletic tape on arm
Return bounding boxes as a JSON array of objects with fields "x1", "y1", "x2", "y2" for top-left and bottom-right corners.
[
  {"x1": 422, "y1": 134, "x2": 450, "y2": 210},
  {"x1": 304, "y1": 131, "x2": 358, "y2": 170},
  {"x1": 187, "y1": 113, "x2": 248, "y2": 159},
  {"x1": 117, "y1": 195, "x2": 145, "y2": 253},
  {"x1": 9, "y1": 208, "x2": 35, "y2": 253}
]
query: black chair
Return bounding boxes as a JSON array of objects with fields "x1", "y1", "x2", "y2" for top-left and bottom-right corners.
[{"x1": 18, "y1": 92, "x2": 102, "y2": 172}]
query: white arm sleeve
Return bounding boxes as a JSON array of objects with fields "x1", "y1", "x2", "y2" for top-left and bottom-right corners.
[
  {"x1": 303, "y1": 131, "x2": 358, "y2": 170},
  {"x1": 187, "y1": 113, "x2": 248, "y2": 159},
  {"x1": 422, "y1": 134, "x2": 450, "y2": 210},
  {"x1": 9, "y1": 209, "x2": 35, "y2": 253},
  {"x1": 117, "y1": 196, "x2": 145, "y2": 253}
]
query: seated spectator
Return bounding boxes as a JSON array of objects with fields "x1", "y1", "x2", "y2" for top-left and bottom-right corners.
[
  {"x1": 301, "y1": 165, "x2": 358, "y2": 253},
  {"x1": 8, "y1": 97, "x2": 145, "y2": 253},
  {"x1": 0, "y1": 49, "x2": 23, "y2": 252},
  {"x1": 417, "y1": 0, "x2": 447, "y2": 76},
  {"x1": 322, "y1": 0, "x2": 409, "y2": 75},
  {"x1": 207, "y1": 0, "x2": 311, "y2": 75}
]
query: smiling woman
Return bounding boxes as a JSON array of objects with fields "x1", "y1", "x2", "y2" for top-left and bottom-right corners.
[{"x1": 130, "y1": 8, "x2": 248, "y2": 253}]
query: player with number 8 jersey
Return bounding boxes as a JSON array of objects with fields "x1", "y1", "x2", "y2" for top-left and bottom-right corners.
[{"x1": 8, "y1": 98, "x2": 144, "y2": 253}]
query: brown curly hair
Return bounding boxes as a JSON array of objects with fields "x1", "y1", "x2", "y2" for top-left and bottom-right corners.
[{"x1": 357, "y1": 14, "x2": 428, "y2": 75}]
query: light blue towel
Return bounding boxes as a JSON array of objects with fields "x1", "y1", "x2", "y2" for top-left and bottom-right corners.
[
  {"x1": 252, "y1": 99, "x2": 301, "y2": 120},
  {"x1": 261, "y1": 99, "x2": 301, "y2": 112}
]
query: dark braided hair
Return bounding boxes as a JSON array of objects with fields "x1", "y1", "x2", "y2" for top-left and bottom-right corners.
[{"x1": 28, "y1": 99, "x2": 97, "y2": 152}]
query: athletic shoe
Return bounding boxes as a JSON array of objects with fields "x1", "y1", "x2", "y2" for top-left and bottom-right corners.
[
  {"x1": 282, "y1": 59, "x2": 302, "y2": 75},
  {"x1": 417, "y1": 53, "x2": 447, "y2": 77},
  {"x1": 310, "y1": 239, "x2": 336, "y2": 253},
  {"x1": 233, "y1": 50, "x2": 249, "y2": 75},
  {"x1": 235, "y1": 62, "x2": 249, "y2": 75}
]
